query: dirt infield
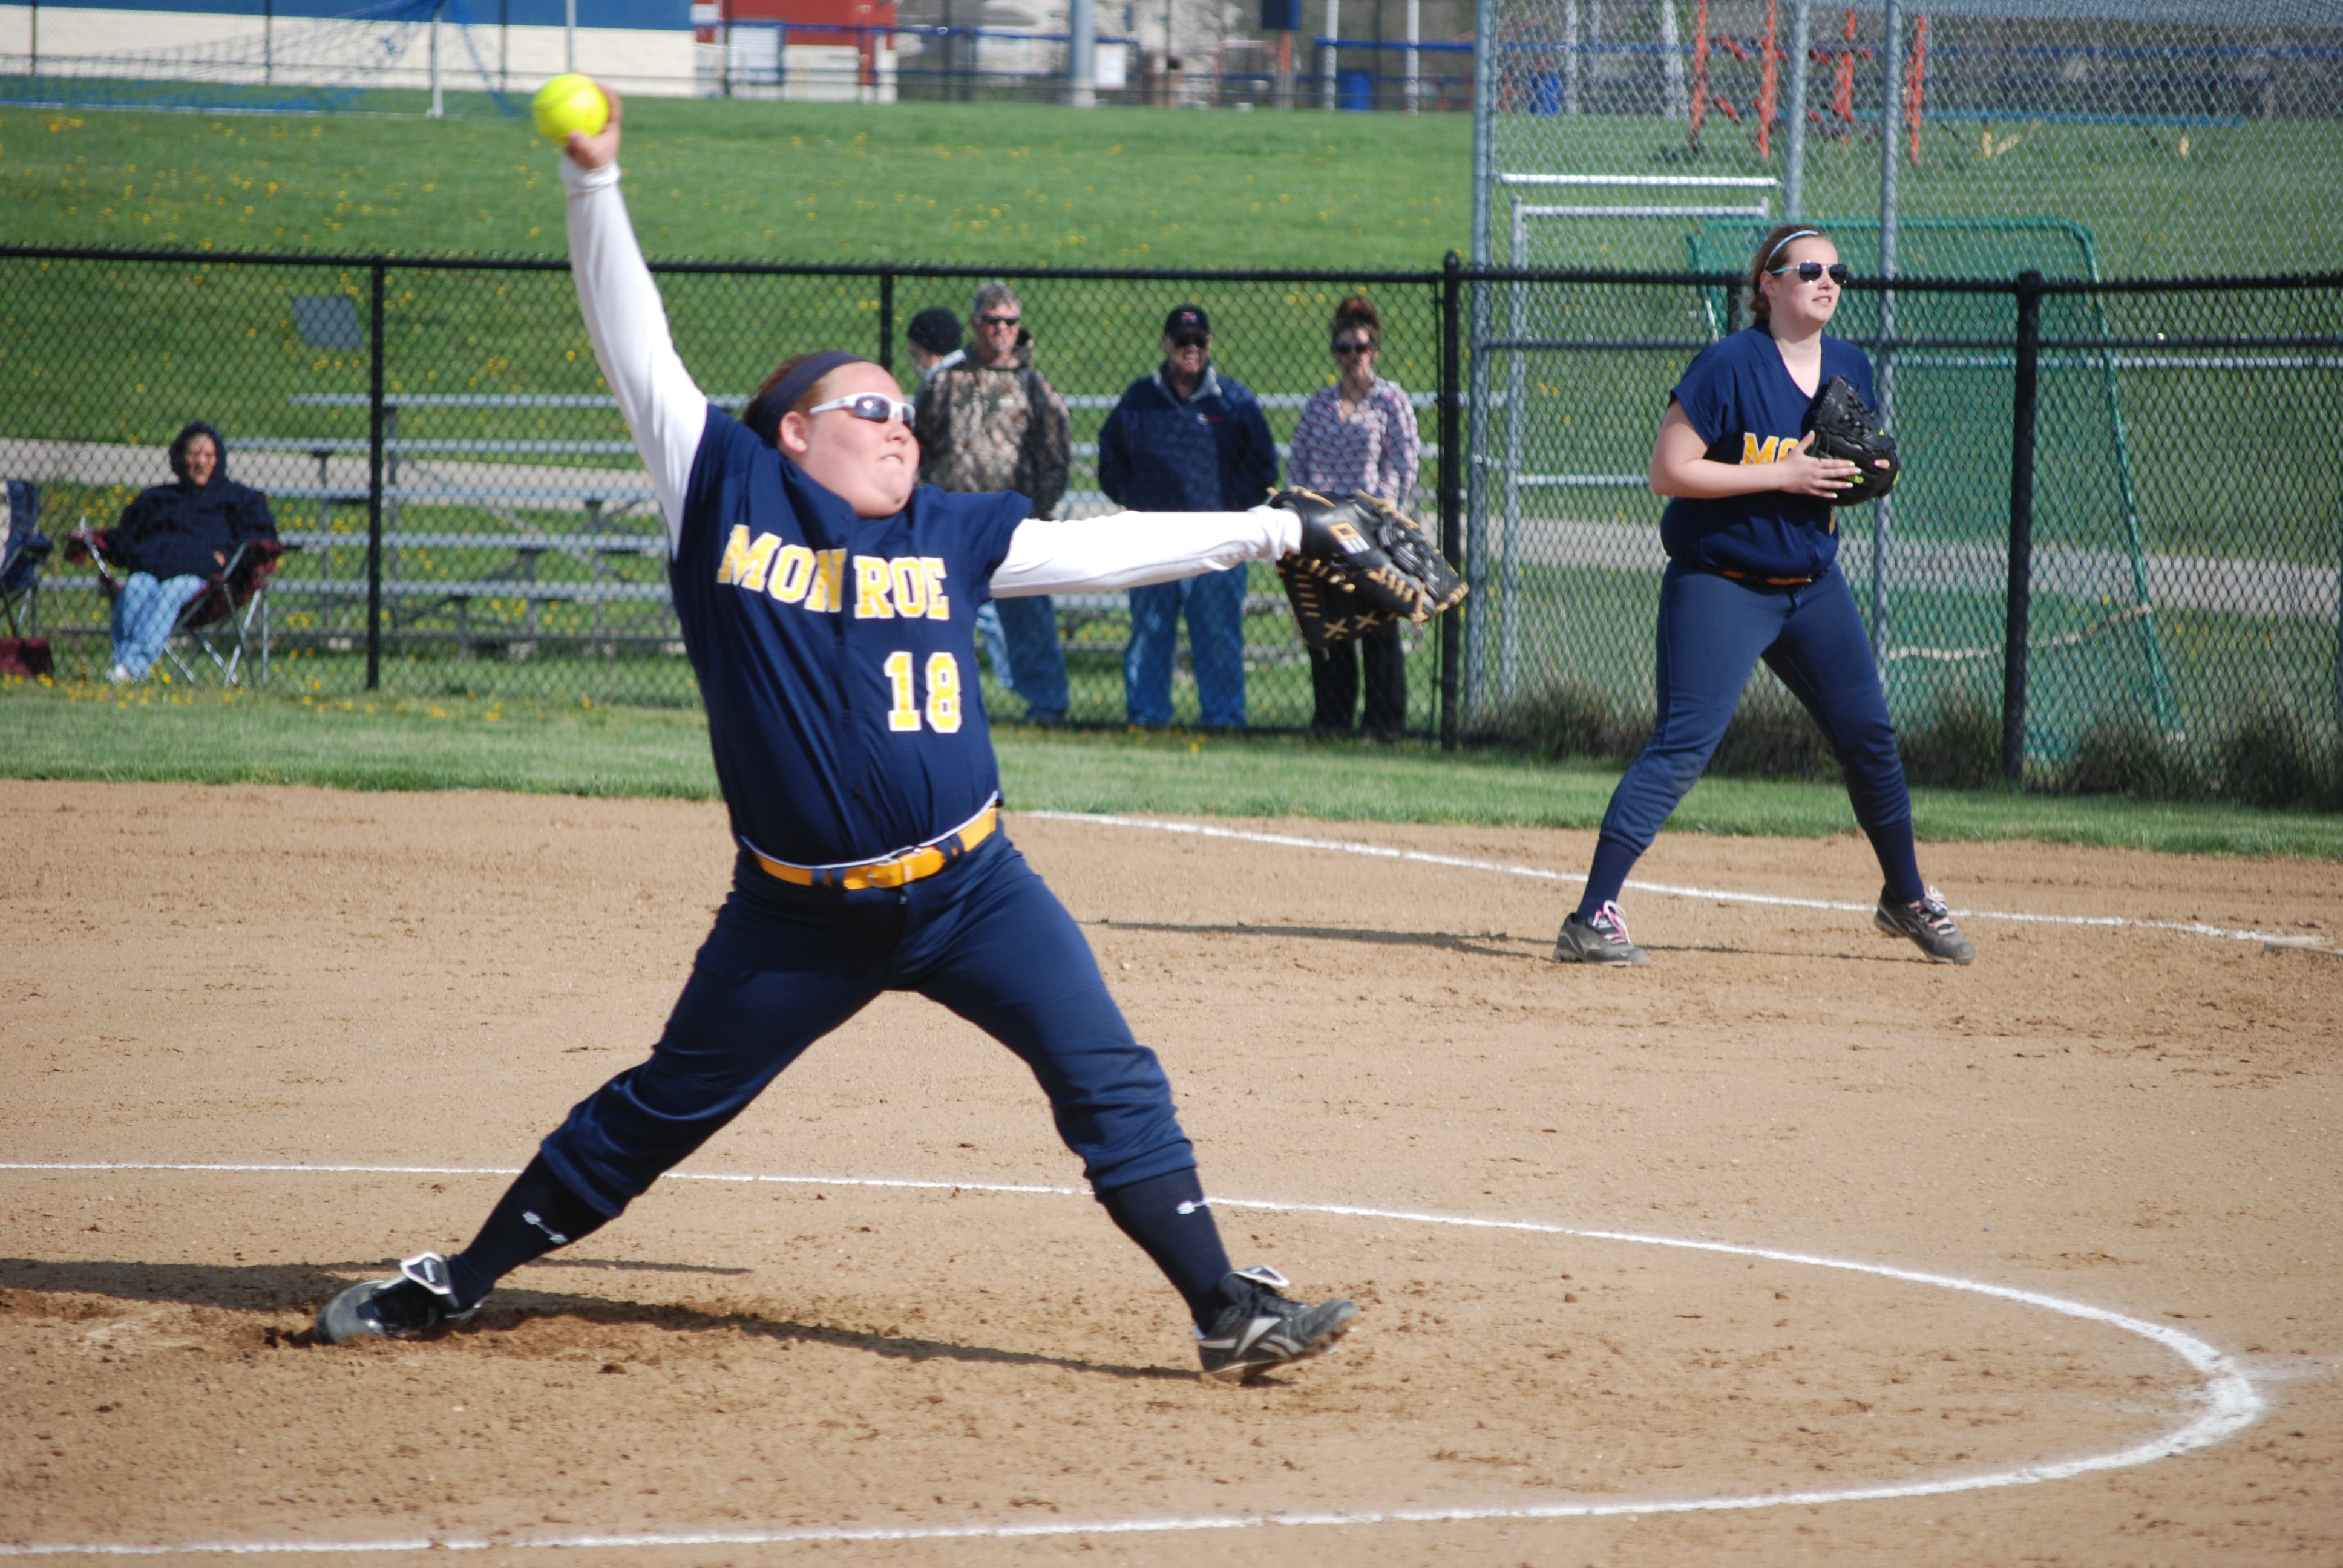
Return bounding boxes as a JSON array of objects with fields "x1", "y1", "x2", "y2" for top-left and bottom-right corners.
[{"x1": 4, "y1": 780, "x2": 2339, "y2": 1566}]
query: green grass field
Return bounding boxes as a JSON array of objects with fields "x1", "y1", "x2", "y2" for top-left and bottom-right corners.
[
  {"x1": 0, "y1": 97, "x2": 1469, "y2": 267},
  {"x1": 6, "y1": 98, "x2": 2333, "y2": 275},
  {"x1": 5, "y1": 677, "x2": 2338, "y2": 860}
]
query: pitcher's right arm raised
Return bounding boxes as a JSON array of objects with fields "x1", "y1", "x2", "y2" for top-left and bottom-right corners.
[{"x1": 560, "y1": 88, "x2": 705, "y2": 554}]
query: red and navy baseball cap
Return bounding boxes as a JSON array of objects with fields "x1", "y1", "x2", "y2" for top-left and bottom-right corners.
[{"x1": 1163, "y1": 304, "x2": 1211, "y2": 338}]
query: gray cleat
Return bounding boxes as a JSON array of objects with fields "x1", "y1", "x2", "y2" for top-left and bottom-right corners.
[
  {"x1": 1875, "y1": 886, "x2": 1978, "y2": 965},
  {"x1": 315, "y1": 1252, "x2": 477, "y2": 1344},
  {"x1": 1553, "y1": 900, "x2": 1650, "y2": 966},
  {"x1": 1196, "y1": 1266, "x2": 1358, "y2": 1384}
]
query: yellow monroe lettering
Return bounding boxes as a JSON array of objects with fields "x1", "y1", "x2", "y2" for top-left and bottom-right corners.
[{"x1": 716, "y1": 527, "x2": 943, "y2": 618}]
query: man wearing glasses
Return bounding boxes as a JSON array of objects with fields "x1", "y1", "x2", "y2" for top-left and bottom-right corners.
[
  {"x1": 914, "y1": 283, "x2": 1073, "y2": 726},
  {"x1": 1098, "y1": 305, "x2": 1278, "y2": 729}
]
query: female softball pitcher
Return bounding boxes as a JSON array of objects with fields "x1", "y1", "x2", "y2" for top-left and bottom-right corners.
[
  {"x1": 313, "y1": 86, "x2": 1360, "y2": 1383},
  {"x1": 1552, "y1": 224, "x2": 1976, "y2": 969}
]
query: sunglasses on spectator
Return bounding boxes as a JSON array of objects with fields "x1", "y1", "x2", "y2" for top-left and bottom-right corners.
[
  {"x1": 1170, "y1": 332, "x2": 1210, "y2": 349},
  {"x1": 1331, "y1": 338, "x2": 1375, "y2": 356},
  {"x1": 1770, "y1": 261, "x2": 1852, "y2": 284},
  {"x1": 805, "y1": 393, "x2": 917, "y2": 425},
  {"x1": 975, "y1": 313, "x2": 1021, "y2": 328}
]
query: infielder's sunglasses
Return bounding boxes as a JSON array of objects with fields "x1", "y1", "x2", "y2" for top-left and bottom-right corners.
[
  {"x1": 806, "y1": 392, "x2": 917, "y2": 425},
  {"x1": 1771, "y1": 260, "x2": 1852, "y2": 284}
]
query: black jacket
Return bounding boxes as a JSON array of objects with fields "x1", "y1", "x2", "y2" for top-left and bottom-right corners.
[{"x1": 113, "y1": 423, "x2": 277, "y2": 581}]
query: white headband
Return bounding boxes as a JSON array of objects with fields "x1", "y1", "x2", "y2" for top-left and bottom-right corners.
[{"x1": 1764, "y1": 229, "x2": 1822, "y2": 269}]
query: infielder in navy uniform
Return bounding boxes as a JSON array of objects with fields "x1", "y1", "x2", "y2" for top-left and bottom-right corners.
[
  {"x1": 1553, "y1": 224, "x2": 1975, "y2": 969},
  {"x1": 315, "y1": 88, "x2": 1358, "y2": 1383}
]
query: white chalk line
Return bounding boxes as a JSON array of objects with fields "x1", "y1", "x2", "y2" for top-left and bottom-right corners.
[
  {"x1": 1022, "y1": 809, "x2": 2315, "y2": 946},
  {"x1": 0, "y1": 1161, "x2": 2262, "y2": 1558}
]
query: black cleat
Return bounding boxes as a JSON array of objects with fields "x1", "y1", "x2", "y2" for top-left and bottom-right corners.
[
  {"x1": 315, "y1": 1252, "x2": 478, "y2": 1344},
  {"x1": 1196, "y1": 1266, "x2": 1358, "y2": 1384},
  {"x1": 1875, "y1": 886, "x2": 1977, "y2": 965},
  {"x1": 1553, "y1": 900, "x2": 1650, "y2": 966}
]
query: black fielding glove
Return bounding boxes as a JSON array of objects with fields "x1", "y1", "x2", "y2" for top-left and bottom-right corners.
[
  {"x1": 1270, "y1": 488, "x2": 1468, "y2": 650},
  {"x1": 1807, "y1": 375, "x2": 1900, "y2": 504}
]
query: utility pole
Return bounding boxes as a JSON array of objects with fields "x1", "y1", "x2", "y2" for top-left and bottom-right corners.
[
  {"x1": 1783, "y1": 0, "x2": 1810, "y2": 215},
  {"x1": 1404, "y1": 0, "x2": 1418, "y2": 112},
  {"x1": 428, "y1": 0, "x2": 445, "y2": 118},
  {"x1": 1872, "y1": 0, "x2": 1902, "y2": 669},
  {"x1": 1322, "y1": 0, "x2": 1337, "y2": 108},
  {"x1": 1069, "y1": 0, "x2": 1096, "y2": 104},
  {"x1": 1660, "y1": 0, "x2": 1685, "y2": 118}
]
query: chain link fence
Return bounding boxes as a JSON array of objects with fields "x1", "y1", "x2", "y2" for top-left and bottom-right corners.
[
  {"x1": 0, "y1": 249, "x2": 1454, "y2": 734},
  {"x1": 5, "y1": 244, "x2": 2337, "y2": 801},
  {"x1": 1477, "y1": 0, "x2": 2343, "y2": 281},
  {"x1": 1459, "y1": 264, "x2": 2342, "y2": 799}
]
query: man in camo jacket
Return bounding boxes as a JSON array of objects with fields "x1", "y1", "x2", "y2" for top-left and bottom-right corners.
[{"x1": 914, "y1": 281, "x2": 1072, "y2": 725}]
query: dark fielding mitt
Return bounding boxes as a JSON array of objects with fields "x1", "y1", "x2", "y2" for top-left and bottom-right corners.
[
  {"x1": 1272, "y1": 488, "x2": 1469, "y2": 652},
  {"x1": 1807, "y1": 374, "x2": 1900, "y2": 505}
]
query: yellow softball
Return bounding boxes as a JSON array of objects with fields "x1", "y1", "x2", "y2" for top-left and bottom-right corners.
[{"x1": 532, "y1": 73, "x2": 609, "y2": 145}]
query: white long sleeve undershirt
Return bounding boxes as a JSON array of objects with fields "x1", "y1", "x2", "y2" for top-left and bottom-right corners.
[
  {"x1": 563, "y1": 158, "x2": 704, "y2": 549},
  {"x1": 562, "y1": 157, "x2": 1298, "y2": 590}
]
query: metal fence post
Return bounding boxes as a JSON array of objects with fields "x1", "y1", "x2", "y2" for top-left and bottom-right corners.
[
  {"x1": 365, "y1": 259, "x2": 387, "y2": 692},
  {"x1": 2001, "y1": 269, "x2": 2043, "y2": 784},
  {"x1": 1438, "y1": 251, "x2": 1463, "y2": 751},
  {"x1": 877, "y1": 269, "x2": 895, "y2": 373}
]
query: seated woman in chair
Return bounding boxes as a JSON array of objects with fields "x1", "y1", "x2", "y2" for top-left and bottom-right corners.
[{"x1": 106, "y1": 422, "x2": 277, "y2": 681}]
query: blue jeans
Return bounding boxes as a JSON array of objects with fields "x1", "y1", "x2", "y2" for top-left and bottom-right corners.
[
  {"x1": 980, "y1": 594, "x2": 1069, "y2": 721},
  {"x1": 110, "y1": 572, "x2": 208, "y2": 678},
  {"x1": 1124, "y1": 566, "x2": 1247, "y2": 728},
  {"x1": 537, "y1": 833, "x2": 1198, "y2": 1217},
  {"x1": 1599, "y1": 562, "x2": 1912, "y2": 855}
]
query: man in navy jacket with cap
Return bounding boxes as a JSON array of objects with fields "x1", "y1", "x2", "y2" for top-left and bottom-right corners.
[{"x1": 1098, "y1": 305, "x2": 1277, "y2": 728}]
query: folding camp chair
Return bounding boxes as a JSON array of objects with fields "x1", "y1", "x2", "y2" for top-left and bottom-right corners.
[
  {"x1": 66, "y1": 526, "x2": 287, "y2": 687},
  {"x1": 0, "y1": 480, "x2": 53, "y2": 678}
]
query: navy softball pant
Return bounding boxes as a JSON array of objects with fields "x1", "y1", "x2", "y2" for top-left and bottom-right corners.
[
  {"x1": 537, "y1": 832, "x2": 1196, "y2": 1218},
  {"x1": 1598, "y1": 562, "x2": 1915, "y2": 860}
]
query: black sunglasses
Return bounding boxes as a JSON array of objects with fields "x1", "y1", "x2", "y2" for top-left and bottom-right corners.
[
  {"x1": 1331, "y1": 338, "x2": 1375, "y2": 356},
  {"x1": 975, "y1": 313, "x2": 1021, "y2": 328},
  {"x1": 1170, "y1": 332, "x2": 1210, "y2": 349},
  {"x1": 1771, "y1": 260, "x2": 1852, "y2": 284}
]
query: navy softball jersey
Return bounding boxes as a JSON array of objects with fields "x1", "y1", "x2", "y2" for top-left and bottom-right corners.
[
  {"x1": 675, "y1": 408, "x2": 1027, "y2": 869},
  {"x1": 1660, "y1": 327, "x2": 1876, "y2": 582}
]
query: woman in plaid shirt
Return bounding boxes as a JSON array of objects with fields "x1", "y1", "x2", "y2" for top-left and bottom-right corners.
[{"x1": 1287, "y1": 295, "x2": 1421, "y2": 737}]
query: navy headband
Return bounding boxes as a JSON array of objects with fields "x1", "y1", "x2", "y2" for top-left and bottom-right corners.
[{"x1": 749, "y1": 350, "x2": 873, "y2": 447}]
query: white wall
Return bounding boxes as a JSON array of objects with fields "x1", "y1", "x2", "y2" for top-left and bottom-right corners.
[
  {"x1": 695, "y1": 38, "x2": 900, "y2": 103},
  {"x1": 0, "y1": 6, "x2": 703, "y2": 97}
]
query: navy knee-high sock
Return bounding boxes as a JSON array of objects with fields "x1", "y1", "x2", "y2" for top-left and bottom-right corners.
[
  {"x1": 444, "y1": 1153, "x2": 608, "y2": 1310},
  {"x1": 1863, "y1": 818, "x2": 1927, "y2": 906},
  {"x1": 1096, "y1": 1167, "x2": 1234, "y2": 1330},
  {"x1": 1575, "y1": 835, "x2": 1643, "y2": 923}
]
